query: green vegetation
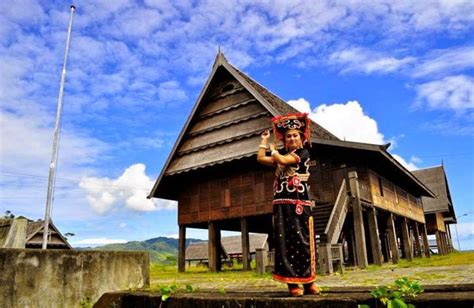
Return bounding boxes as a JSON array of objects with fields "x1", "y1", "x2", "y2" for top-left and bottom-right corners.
[
  {"x1": 369, "y1": 277, "x2": 423, "y2": 308},
  {"x1": 79, "y1": 296, "x2": 92, "y2": 308},
  {"x1": 91, "y1": 237, "x2": 204, "y2": 264},
  {"x1": 147, "y1": 251, "x2": 474, "y2": 291},
  {"x1": 149, "y1": 261, "x2": 276, "y2": 291},
  {"x1": 393, "y1": 252, "x2": 474, "y2": 268}
]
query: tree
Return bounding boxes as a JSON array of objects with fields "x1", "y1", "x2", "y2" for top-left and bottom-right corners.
[{"x1": 3, "y1": 210, "x2": 14, "y2": 219}]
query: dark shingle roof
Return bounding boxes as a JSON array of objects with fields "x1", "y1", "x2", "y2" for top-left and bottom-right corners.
[
  {"x1": 185, "y1": 234, "x2": 268, "y2": 260},
  {"x1": 412, "y1": 166, "x2": 453, "y2": 214},
  {"x1": 231, "y1": 65, "x2": 339, "y2": 141}
]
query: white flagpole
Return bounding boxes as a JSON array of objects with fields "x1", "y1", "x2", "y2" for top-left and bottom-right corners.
[{"x1": 42, "y1": 5, "x2": 76, "y2": 249}]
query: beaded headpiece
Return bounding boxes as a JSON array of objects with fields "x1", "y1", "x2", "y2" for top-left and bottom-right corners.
[{"x1": 271, "y1": 113, "x2": 311, "y2": 147}]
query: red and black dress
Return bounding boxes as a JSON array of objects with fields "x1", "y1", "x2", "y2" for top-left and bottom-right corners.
[{"x1": 272, "y1": 147, "x2": 316, "y2": 284}]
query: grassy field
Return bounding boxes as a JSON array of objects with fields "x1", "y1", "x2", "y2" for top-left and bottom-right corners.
[{"x1": 149, "y1": 251, "x2": 474, "y2": 291}]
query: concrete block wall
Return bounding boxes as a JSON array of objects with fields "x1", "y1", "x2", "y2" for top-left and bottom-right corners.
[{"x1": 0, "y1": 249, "x2": 149, "y2": 307}]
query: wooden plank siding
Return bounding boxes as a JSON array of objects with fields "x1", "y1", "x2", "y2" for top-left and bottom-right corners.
[
  {"x1": 369, "y1": 170, "x2": 425, "y2": 223},
  {"x1": 166, "y1": 71, "x2": 274, "y2": 175},
  {"x1": 178, "y1": 166, "x2": 275, "y2": 225},
  {"x1": 425, "y1": 213, "x2": 446, "y2": 233},
  {"x1": 179, "y1": 115, "x2": 270, "y2": 154},
  {"x1": 189, "y1": 103, "x2": 267, "y2": 135}
]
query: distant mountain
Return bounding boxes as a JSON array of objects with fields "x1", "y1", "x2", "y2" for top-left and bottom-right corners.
[{"x1": 91, "y1": 237, "x2": 205, "y2": 264}]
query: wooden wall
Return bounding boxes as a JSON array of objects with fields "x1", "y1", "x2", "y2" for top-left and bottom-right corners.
[
  {"x1": 178, "y1": 164, "x2": 275, "y2": 225},
  {"x1": 369, "y1": 170, "x2": 425, "y2": 223},
  {"x1": 176, "y1": 144, "x2": 426, "y2": 227},
  {"x1": 426, "y1": 212, "x2": 446, "y2": 233}
]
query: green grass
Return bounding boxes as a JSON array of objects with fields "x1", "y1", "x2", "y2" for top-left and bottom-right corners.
[
  {"x1": 148, "y1": 252, "x2": 474, "y2": 290},
  {"x1": 393, "y1": 251, "x2": 474, "y2": 268}
]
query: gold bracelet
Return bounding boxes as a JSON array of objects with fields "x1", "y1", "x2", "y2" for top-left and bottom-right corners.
[{"x1": 259, "y1": 144, "x2": 267, "y2": 149}]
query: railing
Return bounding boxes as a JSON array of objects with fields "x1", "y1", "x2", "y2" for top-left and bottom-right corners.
[{"x1": 324, "y1": 179, "x2": 351, "y2": 244}]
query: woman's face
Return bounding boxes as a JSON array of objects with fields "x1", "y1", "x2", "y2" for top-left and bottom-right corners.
[{"x1": 285, "y1": 130, "x2": 302, "y2": 150}]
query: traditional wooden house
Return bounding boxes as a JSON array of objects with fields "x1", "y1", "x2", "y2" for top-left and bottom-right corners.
[
  {"x1": 412, "y1": 165, "x2": 457, "y2": 254},
  {"x1": 0, "y1": 217, "x2": 71, "y2": 249},
  {"x1": 148, "y1": 52, "x2": 435, "y2": 273},
  {"x1": 185, "y1": 234, "x2": 268, "y2": 266}
]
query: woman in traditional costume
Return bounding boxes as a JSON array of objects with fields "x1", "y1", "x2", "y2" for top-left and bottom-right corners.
[{"x1": 257, "y1": 113, "x2": 319, "y2": 297}]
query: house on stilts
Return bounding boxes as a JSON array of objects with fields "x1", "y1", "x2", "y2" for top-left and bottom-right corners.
[
  {"x1": 412, "y1": 165, "x2": 457, "y2": 254},
  {"x1": 148, "y1": 51, "x2": 445, "y2": 274}
]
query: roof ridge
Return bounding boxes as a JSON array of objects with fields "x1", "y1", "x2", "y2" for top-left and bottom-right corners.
[
  {"x1": 224, "y1": 62, "x2": 339, "y2": 140},
  {"x1": 412, "y1": 165, "x2": 444, "y2": 172}
]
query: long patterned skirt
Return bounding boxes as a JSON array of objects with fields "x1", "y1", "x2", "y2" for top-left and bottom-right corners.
[{"x1": 272, "y1": 202, "x2": 316, "y2": 284}]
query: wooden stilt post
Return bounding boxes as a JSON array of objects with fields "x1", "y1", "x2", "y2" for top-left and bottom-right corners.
[
  {"x1": 413, "y1": 222, "x2": 423, "y2": 258},
  {"x1": 178, "y1": 225, "x2": 186, "y2": 272},
  {"x1": 401, "y1": 218, "x2": 413, "y2": 261},
  {"x1": 208, "y1": 222, "x2": 218, "y2": 272},
  {"x1": 386, "y1": 213, "x2": 399, "y2": 264},
  {"x1": 241, "y1": 217, "x2": 251, "y2": 270},
  {"x1": 446, "y1": 225, "x2": 453, "y2": 252},
  {"x1": 348, "y1": 171, "x2": 368, "y2": 268},
  {"x1": 216, "y1": 226, "x2": 222, "y2": 271},
  {"x1": 435, "y1": 231, "x2": 444, "y2": 255},
  {"x1": 421, "y1": 224, "x2": 430, "y2": 258},
  {"x1": 443, "y1": 232, "x2": 449, "y2": 254},
  {"x1": 367, "y1": 207, "x2": 383, "y2": 265}
]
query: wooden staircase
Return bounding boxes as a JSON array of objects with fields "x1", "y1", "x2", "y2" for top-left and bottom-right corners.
[
  {"x1": 312, "y1": 203, "x2": 333, "y2": 244},
  {"x1": 312, "y1": 178, "x2": 351, "y2": 245}
]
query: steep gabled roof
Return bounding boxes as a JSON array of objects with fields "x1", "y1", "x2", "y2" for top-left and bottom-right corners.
[
  {"x1": 312, "y1": 138, "x2": 435, "y2": 197},
  {"x1": 185, "y1": 241, "x2": 227, "y2": 261},
  {"x1": 25, "y1": 219, "x2": 72, "y2": 249},
  {"x1": 185, "y1": 234, "x2": 268, "y2": 260},
  {"x1": 148, "y1": 52, "x2": 337, "y2": 199},
  {"x1": 412, "y1": 165, "x2": 456, "y2": 219},
  {"x1": 148, "y1": 52, "x2": 434, "y2": 200},
  {"x1": 230, "y1": 64, "x2": 337, "y2": 141}
]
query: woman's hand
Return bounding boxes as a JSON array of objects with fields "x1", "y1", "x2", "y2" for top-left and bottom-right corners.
[
  {"x1": 261, "y1": 130, "x2": 270, "y2": 140},
  {"x1": 269, "y1": 143, "x2": 275, "y2": 152}
]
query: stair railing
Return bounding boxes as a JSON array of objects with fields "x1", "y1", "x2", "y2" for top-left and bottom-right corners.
[{"x1": 324, "y1": 179, "x2": 351, "y2": 244}]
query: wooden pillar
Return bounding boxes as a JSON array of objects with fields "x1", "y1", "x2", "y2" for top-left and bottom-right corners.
[
  {"x1": 400, "y1": 218, "x2": 413, "y2": 261},
  {"x1": 241, "y1": 217, "x2": 251, "y2": 270},
  {"x1": 178, "y1": 225, "x2": 186, "y2": 272},
  {"x1": 442, "y1": 232, "x2": 449, "y2": 254},
  {"x1": 413, "y1": 222, "x2": 423, "y2": 258},
  {"x1": 367, "y1": 207, "x2": 383, "y2": 265},
  {"x1": 421, "y1": 224, "x2": 430, "y2": 258},
  {"x1": 316, "y1": 243, "x2": 333, "y2": 275},
  {"x1": 208, "y1": 222, "x2": 221, "y2": 272},
  {"x1": 435, "y1": 231, "x2": 444, "y2": 255},
  {"x1": 446, "y1": 225, "x2": 453, "y2": 252},
  {"x1": 386, "y1": 213, "x2": 399, "y2": 264},
  {"x1": 348, "y1": 171, "x2": 368, "y2": 268}
]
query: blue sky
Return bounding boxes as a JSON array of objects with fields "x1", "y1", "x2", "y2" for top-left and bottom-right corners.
[{"x1": 1, "y1": 0, "x2": 473, "y2": 250}]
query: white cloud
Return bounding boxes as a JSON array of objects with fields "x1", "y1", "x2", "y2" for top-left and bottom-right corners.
[
  {"x1": 328, "y1": 47, "x2": 415, "y2": 75},
  {"x1": 72, "y1": 237, "x2": 127, "y2": 246},
  {"x1": 79, "y1": 163, "x2": 176, "y2": 214},
  {"x1": 391, "y1": 154, "x2": 420, "y2": 171},
  {"x1": 288, "y1": 98, "x2": 422, "y2": 171},
  {"x1": 287, "y1": 98, "x2": 312, "y2": 113},
  {"x1": 414, "y1": 75, "x2": 474, "y2": 112},
  {"x1": 456, "y1": 221, "x2": 474, "y2": 240},
  {"x1": 288, "y1": 99, "x2": 386, "y2": 144},
  {"x1": 412, "y1": 46, "x2": 474, "y2": 78}
]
